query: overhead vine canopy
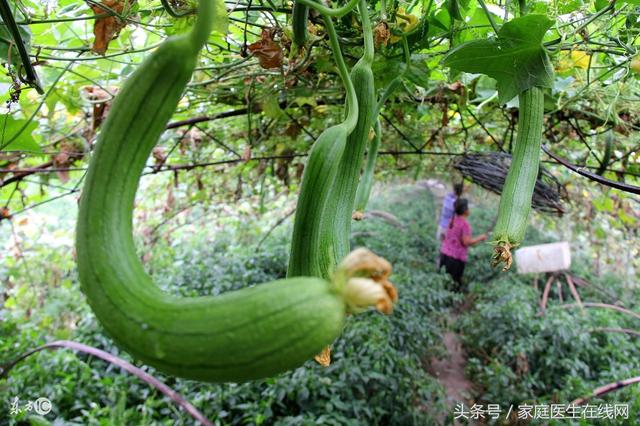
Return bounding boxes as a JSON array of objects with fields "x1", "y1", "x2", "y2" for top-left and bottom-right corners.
[{"x1": 0, "y1": 0, "x2": 638, "y2": 227}]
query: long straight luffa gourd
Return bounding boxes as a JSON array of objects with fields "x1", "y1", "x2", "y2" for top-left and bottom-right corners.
[
  {"x1": 289, "y1": 0, "x2": 375, "y2": 279},
  {"x1": 354, "y1": 42, "x2": 408, "y2": 217},
  {"x1": 76, "y1": 0, "x2": 346, "y2": 383},
  {"x1": 292, "y1": 2, "x2": 309, "y2": 45},
  {"x1": 288, "y1": 13, "x2": 359, "y2": 279},
  {"x1": 326, "y1": 0, "x2": 376, "y2": 265},
  {"x1": 491, "y1": 86, "x2": 544, "y2": 269}
]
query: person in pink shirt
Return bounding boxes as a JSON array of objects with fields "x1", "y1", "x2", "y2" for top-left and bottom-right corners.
[{"x1": 439, "y1": 198, "x2": 487, "y2": 288}]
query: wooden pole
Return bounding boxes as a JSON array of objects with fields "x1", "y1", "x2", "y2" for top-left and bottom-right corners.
[
  {"x1": 572, "y1": 375, "x2": 640, "y2": 405},
  {"x1": 564, "y1": 273, "x2": 583, "y2": 310},
  {"x1": 540, "y1": 274, "x2": 555, "y2": 314}
]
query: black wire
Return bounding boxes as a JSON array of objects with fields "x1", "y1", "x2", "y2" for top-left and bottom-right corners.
[{"x1": 0, "y1": 0, "x2": 43, "y2": 93}]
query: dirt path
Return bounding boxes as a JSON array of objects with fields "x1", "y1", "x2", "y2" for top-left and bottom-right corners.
[
  {"x1": 418, "y1": 180, "x2": 477, "y2": 420},
  {"x1": 424, "y1": 311, "x2": 477, "y2": 426},
  {"x1": 428, "y1": 327, "x2": 473, "y2": 404}
]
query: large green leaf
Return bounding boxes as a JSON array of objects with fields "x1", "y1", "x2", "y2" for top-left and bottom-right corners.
[
  {"x1": 556, "y1": 0, "x2": 584, "y2": 14},
  {"x1": 429, "y1": 8, "x2": 451, "y2": 34},
  {"x1": 442, "y1": 14, "x2": 555, "y2": 104},
  {"x1": 446, "y1": 0, "x2": 471, "y2": 21},
  {"x1": 0, "y1": 115, "x2": 40, "y2": 152}
]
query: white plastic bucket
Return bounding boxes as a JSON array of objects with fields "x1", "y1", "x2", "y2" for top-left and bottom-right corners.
[{"x1": 514, "y1": 242, "x2": 571, "y2": 274}]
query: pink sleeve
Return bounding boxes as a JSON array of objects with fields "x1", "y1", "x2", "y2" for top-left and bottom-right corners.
[{"x1": 462, "y1": 220, "x2": 471, "y2": 237}]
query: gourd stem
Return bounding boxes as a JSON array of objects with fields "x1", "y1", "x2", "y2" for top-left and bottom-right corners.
[
  {"x1": 190, "y1": 0, "x2": 215, "y2": 48},
  {"x1": 518, "y1": 0, "x2": 527, "y2": 15},
  {"x1": 354, "y1": 118, "x2": 382, "y2": 211},
  {"x1": 401, "y1": 36, "x2": 410, "y2": 66},
  {"x1": 296, "y1": 0, "x2": 359, "y2": 17},
  {"x1": 477, "y1": 0, "x2": 499, "y2": 34},
  {"x1": 358, "y1": 0, "x2": 374, "y2": 64},
  {"x1": 323, "y1": 15, "x2": 359, "y2": 132}
]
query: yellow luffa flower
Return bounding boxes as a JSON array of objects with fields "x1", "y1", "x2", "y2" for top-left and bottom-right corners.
[
  {"x1": 314, "y1": 248, "x2": 398, "y2": 366},
  {"x1": 556, "y1": 50, "x2": 592, "y2": 72},
  {"x1": 390, "y1": 8, "x2": 419, "y2": 43}
]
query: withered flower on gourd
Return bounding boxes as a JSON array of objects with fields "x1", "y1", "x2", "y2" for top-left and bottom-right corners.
[{"x1": 314, "y1": 248, "x2": 399, "y2": 367}]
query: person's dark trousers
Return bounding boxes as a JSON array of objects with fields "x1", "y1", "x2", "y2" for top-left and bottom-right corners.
[{"x1": 439, "y1": 253, "x2": 466, "y2": 291}]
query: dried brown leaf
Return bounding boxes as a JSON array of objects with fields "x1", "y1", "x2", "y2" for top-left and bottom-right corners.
[
  {"x1": 90, "y1": 0, "x2": 136, "y2": 55},
  {"x1": 248, "y1": 29, "x2": 283, "y2": 69},
  {"x1": 374, "y1": 22, "x2": 391, "y2": 47},
  {"x1": 1, "y1": 207, "x2": 11, "y2": 219}
]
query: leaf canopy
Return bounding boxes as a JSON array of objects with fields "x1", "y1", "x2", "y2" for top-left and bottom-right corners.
[{"x1": 443, "y1": 15, "x2": 555, "y2": 104}]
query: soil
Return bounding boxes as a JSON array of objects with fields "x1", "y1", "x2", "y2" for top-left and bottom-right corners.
[{"x1": 428, "y1": 327, "x2": 474, "y2": 405}]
